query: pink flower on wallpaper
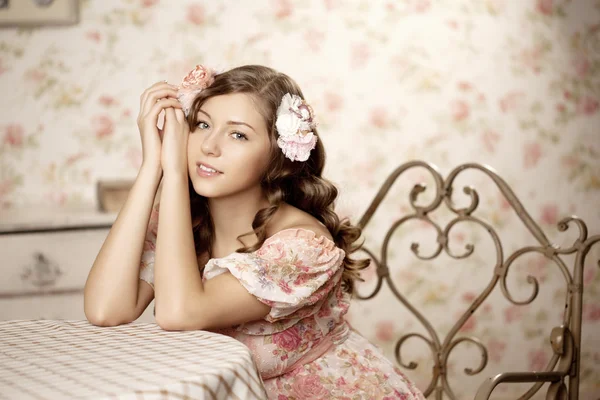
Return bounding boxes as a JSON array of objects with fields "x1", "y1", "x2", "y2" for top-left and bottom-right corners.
[
  {"x1": 323, "y1": 0, "x2": 338, "y2": 11},
  {"x1": 539, "y1": 203, "x2": 558, "y2": 225},
  {"x1": 98, "y1": 95, "x2": 118, "y2": 106},
  {"x1": 0, "y1": 178, "x2": 16, "y2": 199},
  {"x1": 0, "y1": 58, "x2": 6, "y2": 76},
  {"x1": 518, "y1": 46, "x2": 544, "y2": 74},
  {"x1": 375, "y1": 320, "x2": 395, "y2": 342},
  {"x1": 451, "y1": 100, "x2": 470, "y2": 121},
  {"x1": 85, "y1": 30, "x2": 101, "y2": 42},
  {"x1": 556, "y1": 103, "x2": 566, "y2": 113},
  {"x1": 65, "y1": 152, "x2": 88, "y2": 166},
  {"x1": 487, "y1": 339, "x2": 507, "y2": 363},
  {"x1": 273, "y1": 0, "x2": 293, "y2": 19},
  {"x1": 446, "y1": 20, "x2": 459, "y2": 30},
  {"x1": 584, "y1": 266, "x2": 596, "y2": 285},
  {"x1": 529, "y1": 349, "x2": 549, "y2": 371},
  {"x1": 24, "y1": 69, "x2": 46, "y2": 83},
  {"x1": 48, "y1": 191, "x2": 68, "y2": 206},
  {"x1": 536, "y1": 0, "x2": 553, "y2": 15},
  {"x1": 92, "y1": 115, "x2": 115, "y2": 139},
  {"x1": 413, "y1": 0, "x2": 431, "y2": 13},
  {"x1": 576, "y1": 96, "x2": 599, "y2": 116},
  {"x1": 324, "y1": 91, "x2": 343, "y2": 112},
  {"x1": 482, "y1": 130, "x2": 501, "y2": 153},
  {"x1": 499, "y1": 91, "x2": 525, "y2": 113},
  {"x1": 369, "y1": 107, "x2": 390, "y2": 129},
  {"x1": 583, "y1": 304, "x2": 600, "y2": 322},
  {"x1": 186, "y1": 3, "x2": 205, "y2": 25},
  {"x1": 304, "y1": 29, "x2": 325, "y2": 52},
  {"x1": 461, "y1": 291, "x2": 477, "y2": 303},
  {"x1": 572, "y1": 56, "x2": 591, "y2": 78},
  {"x1": 504, "y1": 305, "x2": 524, "y2": 323},
  {"x1": 523, "y1": 141, "x2": 542, "y2": 168},
  {"x1": 141, "y1": 0, "x2": 159, "y2": 7},
  {"x1": 457, "y1": 81, "x2": 473, "y2": 91},
  {"x1": 526, "y1": 254, "x2": 548, "y2": 282},
  {"x1": 560, "y1": 154, "x2": 580, "y2": 169},
  {"x1": 459, "y1": 315, "x2": 476, "y2": 332},
  {"x1": 497, "y1": 192, "x2": 511, "y2": 210},
  {"x1": 351, "y1": 43, "x2": 371, "y2": 67},
  {"x1": 3, "y1": 124, "x2": 24, "y2": 147},
  {"x1": 291, "y1": 374, "x2": 328, "y2": 398}
]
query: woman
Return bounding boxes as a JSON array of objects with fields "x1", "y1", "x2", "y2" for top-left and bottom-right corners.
[{"x1": 84, "y1": 64, "x2": 424, "y2": 399}]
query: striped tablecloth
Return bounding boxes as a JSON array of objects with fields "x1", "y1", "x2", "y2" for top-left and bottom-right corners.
[{"x1": 0, "y1": 320, "x2": 267, "y2": 400}]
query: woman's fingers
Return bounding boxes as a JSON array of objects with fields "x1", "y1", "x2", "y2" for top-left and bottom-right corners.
[
  {"x1": 174, "y1": 108, "x2": 186, "y2": 125},
  {"x1": 139, "y1": 82, "x2": 178, "y2": 115},
  {"x1": 140, "y1": 81, "x2": 169, "y2": 109},
  {"x1": 146, "y1": 99, "x2": 182, "y2": 123},
  {"x1": 141, "y1": 87, "x2": 180, "y2": 117}
]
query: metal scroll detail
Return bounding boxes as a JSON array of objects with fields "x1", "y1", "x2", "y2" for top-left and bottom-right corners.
[{"x1": 355, "y1": 161, "x2": 598, "y2": 400}]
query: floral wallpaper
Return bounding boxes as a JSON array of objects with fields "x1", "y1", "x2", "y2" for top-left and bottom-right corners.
[{"x1": 0, "y1": 0, "x2": 599, "y2": 398}]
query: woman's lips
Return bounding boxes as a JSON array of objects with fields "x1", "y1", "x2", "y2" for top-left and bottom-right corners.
[{"x1": 196, "y1": 162, "x2": 223, "y2": 177}]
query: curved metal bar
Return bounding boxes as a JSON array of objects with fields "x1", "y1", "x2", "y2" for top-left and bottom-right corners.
[
  {"x1": 569, "y1": 234, "x2": 600, "y2": 396},
  {"x1": 358, "y1": 160, "x2": 444, "y2": 229},
  {"x1": 353, "y1": 161, "x2": 597, "y2": 400},
  {"x1": 474, "y1": 372, "x2": 565, "y2": 400},
  {"x1": 382, "y1": 214, "x2": 444, "y2": 262},
  {"x1": 353, "y1": 247, "x2": 385, "y2": 300},
  {"x1": 554, "y1": 217, "x2": 588, "y2": 254},
  {"x1": 443, "y1": 163, "x2": 555, "y2": 246},
  {"x1": 446, "y1": 337, "x2": 488, "y2": 375},
  {"x1": 395, "y1": 333, "x2": 439, "y2": 396},
  {"x1": 499, "y1": 246, "x2": 570, "y2": 306},
  {"x1": 441, "y1": 217, "x2": 475, "y2": 259}
]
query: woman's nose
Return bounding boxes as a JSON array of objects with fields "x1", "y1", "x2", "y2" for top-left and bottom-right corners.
[{"x1": 200, "y1": 131, "x2": 221, "y2": 157}]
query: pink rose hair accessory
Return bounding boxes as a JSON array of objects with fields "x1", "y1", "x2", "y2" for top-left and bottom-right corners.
[
  {"x1": 177, "y1": 64, "x2": 218, "y2": 116},
  {"x1": 275, "y1": 93, "x2": 318, "y2": 162}
]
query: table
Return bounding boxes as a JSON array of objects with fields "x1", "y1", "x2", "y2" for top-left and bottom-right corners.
[{"x1": 0, "y1": 320, "x2": 267, "y2": 399}]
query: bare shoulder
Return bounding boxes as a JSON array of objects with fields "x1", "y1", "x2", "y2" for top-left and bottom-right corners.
[{"x1": 267, "y1": 203, "x2": 333, "y2": 241}]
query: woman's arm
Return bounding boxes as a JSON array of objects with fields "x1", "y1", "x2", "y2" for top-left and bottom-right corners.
[
  {"x1": 84, "y1": 165, "x2": 161, "y2": 326},
  {"x1": 84, "y1": 81, "x2": 181, "y2": 326}
]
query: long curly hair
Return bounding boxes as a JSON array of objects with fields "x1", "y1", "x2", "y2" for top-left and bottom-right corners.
[{"x1": 185, "y1": 65, "x2": 369, "y2": 294}]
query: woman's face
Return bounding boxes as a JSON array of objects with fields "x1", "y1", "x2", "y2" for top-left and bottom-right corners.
[{"x1": 187, "y1": 93, "x2": 272, "y2": 199}]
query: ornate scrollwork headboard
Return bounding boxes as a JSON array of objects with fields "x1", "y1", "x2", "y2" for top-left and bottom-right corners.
[{"x1": 355, "y1": 161, "x2": 599, "y2": 400}]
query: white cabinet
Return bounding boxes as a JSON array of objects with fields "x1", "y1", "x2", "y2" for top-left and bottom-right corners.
[{"x1": 0, "y1": 209, "x2": 155, "y2": 323}]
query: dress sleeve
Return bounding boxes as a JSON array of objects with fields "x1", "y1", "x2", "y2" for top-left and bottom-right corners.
[
  {"x1": 202, "y1": 228, "x2": 345, "y2": 323},
  {"x1": 139, "y1": 203, "x2": 159, "y2": 289}
]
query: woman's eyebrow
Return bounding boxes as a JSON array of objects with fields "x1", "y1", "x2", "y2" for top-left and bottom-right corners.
[
  {"x1": 227, "y1": 120, "x2": 256, "y2": 132},
  {"x1": 198, "y1": 109, "x2": 256, "y2": 132}
]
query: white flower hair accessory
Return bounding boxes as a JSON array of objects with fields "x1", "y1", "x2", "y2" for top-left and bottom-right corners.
[
  {"x1": 275, "y1": 93, "x2": 318, "y2": 162},
  {"x1": 177, "y1": 64, "x2": 218, "y2": 116}
]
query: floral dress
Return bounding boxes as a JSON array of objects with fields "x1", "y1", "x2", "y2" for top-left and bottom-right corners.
[{"x1": 139, "y1": 209, "x2": 425, "y2": 399}]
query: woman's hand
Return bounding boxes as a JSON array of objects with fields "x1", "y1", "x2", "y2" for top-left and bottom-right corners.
[
  {"x1": 136, "y1": 81, "x2": 181, "y2": 171},
  {"x1": 161, "y1": 107, "x2": 190, "y2": 178}
]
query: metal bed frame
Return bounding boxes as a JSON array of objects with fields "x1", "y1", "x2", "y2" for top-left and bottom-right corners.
[{"x1": 355, "y1": 161, "x2": 598, "y2": 400}]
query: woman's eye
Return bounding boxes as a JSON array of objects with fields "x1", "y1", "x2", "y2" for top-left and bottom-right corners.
[
  {"x1": 231, "y1": 132, "x2": 248, "y2": 141},
  {"x1": 197, "y1": 121, "x2": 209, "y2": 129}
]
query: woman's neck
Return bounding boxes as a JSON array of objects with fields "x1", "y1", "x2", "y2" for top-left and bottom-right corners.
[{"x1": 208, "y1": 188, "x2": 270, "y2": 253}]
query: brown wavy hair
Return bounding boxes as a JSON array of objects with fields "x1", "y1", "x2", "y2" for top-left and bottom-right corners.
[{"x1": 185, "y1": 65, "x2": 369, "y2": 294}]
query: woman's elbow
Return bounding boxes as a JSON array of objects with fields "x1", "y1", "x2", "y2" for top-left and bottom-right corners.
[
  {"x1": 155, "y1": 307, "x2": 204, "y2": 331},
  {"x1": 84, "y1": 305, "x2": 133, "y2": 327}
]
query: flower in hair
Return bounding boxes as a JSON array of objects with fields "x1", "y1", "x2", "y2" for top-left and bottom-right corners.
[
  {"x1": 177, "y1": 64, "x2": 217, "y2": 116},
  {"x1": 275, "y1": 93, "x2": 318, "y2": 162}
]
